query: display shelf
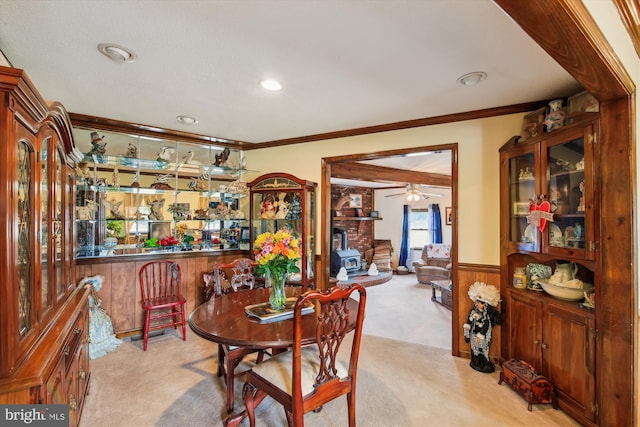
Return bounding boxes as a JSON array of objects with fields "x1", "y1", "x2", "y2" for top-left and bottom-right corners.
[{"x1": 73, "y1": 128, "x2": 251, "y2": 259}]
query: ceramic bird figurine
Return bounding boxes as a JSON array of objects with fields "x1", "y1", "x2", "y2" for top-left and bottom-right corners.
[
  {"x1": 157, "y1": 146, "x2": 176, "y2": 162},
  {"x1": 102, "y1": 198, "x2": 123, "y2": 219}
]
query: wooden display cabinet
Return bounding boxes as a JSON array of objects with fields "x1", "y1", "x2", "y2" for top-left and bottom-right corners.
[
  {"x1": 72, "y1": 128, "x2": 250, "y2": 257},
  {"x1": 499, "y1": 113, "x2": 600, "y2": 426},
  {"x1": 0, "y1": 66, "x2": 90, "y2": 427},
  {"x1": 249, "y1": 173, "x2": 317, "y2": 291}
]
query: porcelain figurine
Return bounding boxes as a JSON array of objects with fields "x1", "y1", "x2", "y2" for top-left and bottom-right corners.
[
  {"x1": 463, "y1": 282, "x2": 501, "y2": 373},
  {"x1": 543, "y1": 99, "x2": 566, "y2": 132}
]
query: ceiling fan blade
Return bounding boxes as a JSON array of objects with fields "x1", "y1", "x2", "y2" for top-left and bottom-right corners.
[{"x1": 384, "y1": 192, "x2": 406, "y2": 198}]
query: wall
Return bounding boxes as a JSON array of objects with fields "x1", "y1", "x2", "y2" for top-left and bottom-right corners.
[{"x1": 244, "y1": 113, "x2": 524, "y2": 266}]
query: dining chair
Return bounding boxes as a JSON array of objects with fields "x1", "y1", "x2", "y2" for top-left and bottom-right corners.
[
  {"x1": 240, "y1": 284, "x2": 367, "y2": 427},
  {"x1": 203, "y1": 259, "x2": 267, "y2": 413},
  {"x1": 138, "y1": 260, "x2": 187, "y2": 351}
]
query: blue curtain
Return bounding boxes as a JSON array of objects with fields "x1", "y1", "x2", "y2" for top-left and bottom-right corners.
[
  {"x1": 399, "y1": 205, "x2": 410, "y2": 267},
  {"x1": 432, "y1": 203, "x2": 443, "y2": 243}
]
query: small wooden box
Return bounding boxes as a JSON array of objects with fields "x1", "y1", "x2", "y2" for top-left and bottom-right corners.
[{"x1": 498, "y1": 358, "x2": 557, "y2": 411}]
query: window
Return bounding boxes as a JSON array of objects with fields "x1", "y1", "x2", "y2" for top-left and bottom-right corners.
[{"x1": 409, "y1": 209, "x2": 433, "y2": 248}]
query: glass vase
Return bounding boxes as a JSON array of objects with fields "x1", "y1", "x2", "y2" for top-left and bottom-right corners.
[{"x1": 266, "y1": 270, "x2": 287, "y2": 311}]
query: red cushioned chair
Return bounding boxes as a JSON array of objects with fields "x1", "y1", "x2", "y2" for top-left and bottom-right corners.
[{"x1": 139, "y1": 261, "x2": 187, "y2": 351}]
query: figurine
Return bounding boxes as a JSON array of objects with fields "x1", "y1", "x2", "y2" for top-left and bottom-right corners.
[
  {"x1": 125, "y1": 143, "x2": 138, "y2": 158},
  {"x1": 463, "y1": 282, "x2": 501, "y2": 373},
  {"x1": 102, "y1": 198, "x2": 124, "y2": 219},
  {"x1": 543, "y1": 99, "x2": 566, "y2": 132},
  {"x1": 156, "y1": 146, "x2": 175, "y2": 162},
  {"x1": 214, "y1": 147, "x2": 230, "y2": 166},
  {"x1": 150, "y1": 173, "x2": 174, "y2": 190},
  {"x1": 577, "y1": 180, "x2": 585, "y2": 212},
  {"x1": 130, "y1": 171, "x2": 140, "y2": 188},
  {"x1": 87, "y1": 131, "x2": 107, "y2": 156},
  {"x1": 146, "y1": 197, "x2": 165, "y2": 220},
  {"x1": 367, "y1": 262, "x2": 379, "y2": 276},
  {"x1": 286, "y1": 193, "x2": 302, "y2": 220},
  {"x1": 275, "y1": 192, "x2": 290, "y2": 219},
  {"x1": 260, "y1": 194, "x2": 276, "y2": 219}
]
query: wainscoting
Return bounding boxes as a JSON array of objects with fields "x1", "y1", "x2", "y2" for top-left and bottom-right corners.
[{"x1": 454, "y1": 263, "x2": 501, "y2": 361}]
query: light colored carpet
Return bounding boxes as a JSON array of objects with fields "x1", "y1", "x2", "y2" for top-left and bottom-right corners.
[{"x1": 79, "y1": 275, "x2": 580, "y2": 427}]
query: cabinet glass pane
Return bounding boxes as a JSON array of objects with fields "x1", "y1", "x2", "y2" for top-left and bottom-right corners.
[
  {"x1": 72, "y1": 129, "x2": 248, "y2": 257},
  {"x1": 55, "y1": 147, "x2": 64, "y2": 298},
  {"x1": 509, "y1": 153, "x2": 537, "y2": 244},
  {"x1": 306, "y1": 190, "x2": 315, "y2": 280},
  {"x1": 41, "y1": 139, "x2": 50, "y2": 310},
  {"x1": 547, "y1": 137, "x2": 585, "y2": 249},
  {"x1": 18, "y1": 141, "x2": 33, "y2": 336}
]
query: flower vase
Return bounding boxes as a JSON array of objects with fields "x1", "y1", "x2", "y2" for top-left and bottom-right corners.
[{"x1": 266, "y1": 271, "x2": 287, "y2": 311}]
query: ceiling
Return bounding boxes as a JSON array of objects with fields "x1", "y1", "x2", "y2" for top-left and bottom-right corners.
[{"x1": 0, "y1": 0, "x2": 582, "y2": 186}]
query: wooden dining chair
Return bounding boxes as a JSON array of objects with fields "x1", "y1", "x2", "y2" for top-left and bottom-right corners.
[
  {"x1": 138, "y1": 260, "x2": 187, "y2": 351},
  {"x1": 203, "y1": 259, "x2": 267, "y2": 413},
  {"x1": 238, "y1": 284, "x2": 367, "y2": 427}
]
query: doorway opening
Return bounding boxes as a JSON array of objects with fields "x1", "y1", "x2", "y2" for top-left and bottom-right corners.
[{"x1": 322, "y1": 143, "x2": 458, "y2": 354}]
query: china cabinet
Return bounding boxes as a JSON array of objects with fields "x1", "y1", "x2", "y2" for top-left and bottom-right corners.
[
  {"x1": 72, "y1": 128, "x2": 250, "y2": 257},
  {"x1": 0, "y1": 66, "x2": 90, "y2": 426},
  {"x1": 249, "y1": 173, "x2": 317, "y2": 290},
  {"x1": 499, "y1": 113, "x2": 600, "y2": 426}
]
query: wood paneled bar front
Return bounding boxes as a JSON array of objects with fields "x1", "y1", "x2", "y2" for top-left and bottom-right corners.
[{"x1": 77, "y1": 251, "x2": 249, "y2": 337}]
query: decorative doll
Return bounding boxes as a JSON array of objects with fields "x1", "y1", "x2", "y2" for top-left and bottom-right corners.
[
  {"x1": 463, "y1": 282, "x2": 501, "y2": 373},
  {"x1": 78, "y1": 275, "x2": 122, "y2": 359},
  {"x1": 260, "y1": 194, "x2": 276, "y2": 219}
]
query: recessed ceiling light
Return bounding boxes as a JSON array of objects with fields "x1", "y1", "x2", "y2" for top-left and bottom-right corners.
[
  {"x1": 457, "y1": 72, "x2": 487, "y2": 86},
  {"x1": 176, "y1": 115, "x2": 198, "y2": 125},
  {"x1": 260, "y1": 79, "x2": 283, "y2": 91},
  {"x1": 97, "y1": 43, "x2": 136, "y2": 63}
]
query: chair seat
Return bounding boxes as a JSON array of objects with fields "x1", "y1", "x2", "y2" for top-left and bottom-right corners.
[
  {"x1": 142, "y1": 295, "x2": 186, "y2": 309},
  {"x1": 252, "y1": 344, "x2": 348, "y2": 396}
]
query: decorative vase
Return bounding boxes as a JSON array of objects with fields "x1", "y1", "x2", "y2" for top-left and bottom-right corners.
[
  {"x1": 266, "y1": 270, "x2": 287, "y2": 311},
  {"x1": 543, "y1": 99, "x2": 566, "y2": 132}
]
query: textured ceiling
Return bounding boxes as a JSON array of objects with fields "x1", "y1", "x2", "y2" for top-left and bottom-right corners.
[{"x1": 0, "y1": 0, "x2": 581, "y2": 146}]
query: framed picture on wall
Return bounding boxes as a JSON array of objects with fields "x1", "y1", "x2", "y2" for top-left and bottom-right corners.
[
  {"x1": 349, "y1": 194, "x2": 363, "y2": 208},
  {"x1": 445, "y1": 207, "x2": 453, "y2": 225}
]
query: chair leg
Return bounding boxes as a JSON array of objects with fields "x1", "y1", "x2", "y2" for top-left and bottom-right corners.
[
  {"x1": 347, "y1": 391, "x2": 356, "y2": 427},
  {"x1": 143, "y1": 310, "x2": 150, "y2": 351},
  {"x1": 243, "y1": 383, "x2": 258, "y2": 427},
  {"x1": 180, "y1": 305, "x2": 187, "y2": 341}
]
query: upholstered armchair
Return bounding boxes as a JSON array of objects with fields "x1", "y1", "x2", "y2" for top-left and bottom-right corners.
[{"x1": 412, "y1": 244, "x2": 452, "y2": 284}]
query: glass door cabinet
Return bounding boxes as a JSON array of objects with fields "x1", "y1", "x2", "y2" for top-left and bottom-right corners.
[{"x1": 249, "y1": 173, "x2": 317, "y2": 291}]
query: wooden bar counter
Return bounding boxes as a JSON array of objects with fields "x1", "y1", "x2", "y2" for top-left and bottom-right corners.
[{"x1": 77, "y1": 250, "x2": 250, "y2": 337}]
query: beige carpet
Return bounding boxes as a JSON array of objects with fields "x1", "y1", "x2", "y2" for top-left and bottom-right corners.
[{"x1": 79, "y1": 275, "x2": 580, "y2": 427}]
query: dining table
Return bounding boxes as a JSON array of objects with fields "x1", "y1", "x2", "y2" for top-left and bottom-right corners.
[
  {"x1": 188, "y1": 286, "x2": 361, "y2": 425},
  {"x1": 188, "y1": 286, "x2": 359, "y2": 351}
]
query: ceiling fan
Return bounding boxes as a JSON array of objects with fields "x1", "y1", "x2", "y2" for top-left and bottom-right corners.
[{"x1": 384, "y1": 184, "x2": 444, "y2": 201}]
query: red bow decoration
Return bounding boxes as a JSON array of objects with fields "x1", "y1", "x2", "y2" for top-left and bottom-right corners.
[{"x1": 528, "y1": 201, "x2": 553, "y2": 231}]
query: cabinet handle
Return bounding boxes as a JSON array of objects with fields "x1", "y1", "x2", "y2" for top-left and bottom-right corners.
[
  {"x1": 74, "y1": 326, "x2": 81, "y2": 335},
  {"x1": 69, "y1": 397, "x2": 77, "y2": 411},
  {"x1": 64, "y1": 346, "x2": 70, "y2": 356},
  {"x1": 79, "y1": 370, "x2": 86, "y2": 380},
  {"x1": 541, "y1": 343, "x2": 548, "y2": 350}
]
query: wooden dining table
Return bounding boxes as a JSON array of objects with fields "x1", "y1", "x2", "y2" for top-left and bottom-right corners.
[
  {"x1": 188, "y1": 286, "x2": 359, "y2": 351},
  {"x1": 188, "y1": 286, "x2": 361, "y2": 425}
]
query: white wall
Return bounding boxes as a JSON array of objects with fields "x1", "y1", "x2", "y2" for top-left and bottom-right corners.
[{"x1": 244, "y1": 113, "x2": 524, "y2": 265}]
